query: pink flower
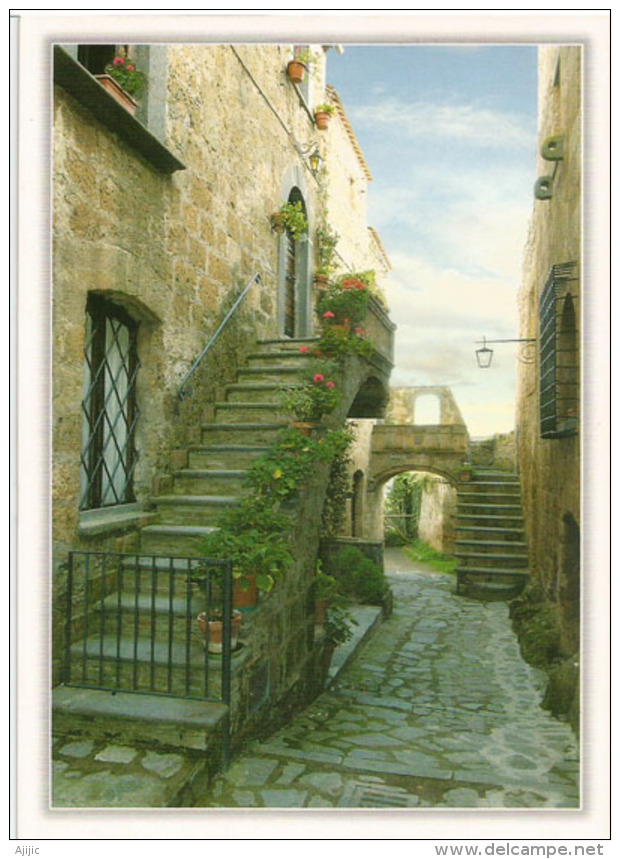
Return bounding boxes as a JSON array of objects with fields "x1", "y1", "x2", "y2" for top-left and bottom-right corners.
[
  {"x1": 355, "y1": 281, "x2": 367, "y2": 290},
  {"x1": 326, "y1": 381, "x2": 335, "y2": 389},
  {"x1": 126, "y1": 64, "x2": 135, "y2": 72},
  {"x1": 313, "y1": 374, "x2": 325, "y2": 383},
  {"x1": 299, "y1": 346, "x2": 310, "y2": 353},
  {"x1": 113, "y1": 57, "x2": 125, "y2": 66},
  {"x1": 342, "y1": 282, "x2": 352, "y2": 290},
  {"x1": 355, "y1": 327, "x2": 365, "y2": 335},
  {"x1": 322, "y1": 311, "x2": 335, "y2": 319}
]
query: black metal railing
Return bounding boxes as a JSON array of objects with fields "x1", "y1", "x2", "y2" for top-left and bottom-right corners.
[
  {"x1": 63, "y1": 551, "x2": 234, "y2": 708},
  {"x1": 178, "y1": 272, "x2": 261, "y2": 400}
]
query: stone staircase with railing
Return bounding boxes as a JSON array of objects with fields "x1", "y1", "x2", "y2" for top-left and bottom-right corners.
[
  {"x1": 53, "y1": 337, "x2": 321, "y2": 764},
  {"x1": 454, "y1": 470, "x2": 529, "y2": 600},
  {"x1": 140, "y1": 337, "x2": 316, "y2": 555}
]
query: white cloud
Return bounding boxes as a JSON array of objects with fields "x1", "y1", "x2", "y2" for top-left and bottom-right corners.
[{"x1": 349, "y1": 98, "x2": 535, "y2": 150}]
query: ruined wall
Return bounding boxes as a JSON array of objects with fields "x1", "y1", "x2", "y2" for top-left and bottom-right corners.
[
  {"x1": 513, "y1": 45, "x2": 581, "y2": 728},
  {"x1": 418, "y1": 479, "x2": 457, "y2": 554},
  {"x1": 387, "y1": 386, "x2": 467, "y2": 427}
]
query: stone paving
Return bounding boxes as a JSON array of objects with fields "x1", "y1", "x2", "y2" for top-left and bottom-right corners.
[
  {"x1": 193, "y1": 550, "x2": 579, "y2": 809},
  {"x1": 51, "y1": 549, "x2": 579, "y2": 809}
]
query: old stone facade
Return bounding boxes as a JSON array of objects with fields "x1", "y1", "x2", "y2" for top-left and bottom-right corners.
[
  {"x1": 513, "y1": 45, "x2": 581, "y2": 727},
  {"x1": 52, "y1": 43, "x2": 393, "y2": 744}
]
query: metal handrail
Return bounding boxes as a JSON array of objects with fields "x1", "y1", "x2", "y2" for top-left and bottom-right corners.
[{"x1": 178, "y1": 272, "x2": 261, "y2": 400}]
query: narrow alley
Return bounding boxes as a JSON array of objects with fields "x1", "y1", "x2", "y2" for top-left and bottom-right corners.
[{"x1": 192, "y1": 550, "x2": 579, "y2": 809}]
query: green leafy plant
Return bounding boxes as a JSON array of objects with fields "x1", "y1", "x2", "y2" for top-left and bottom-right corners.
[
  {"x1": 315, "y1": 224, "x2": 340, "y2": 277},
  {"x1": 455, "y1": 463, "x2": 478, "y2": 481},
  {"x1": 104, "y1": 55, "x2": 147, "y2": 98},
  {"x1": 271, "y1": 201, "x2": 309, "y2": 240},
  {"x1": 321, "y1": 430, "x2": 355, "y2": 537},
  {"x1": 315, "y1": 325, "x2": 374, "y2": 361},
  {"x1": 314, "y1": 103, "x2": 335, "y2": 115},
  {"x1": 292, "y1": 47, "x2": 320, "y2": 76},
  {"x1": 280, "y1": 372, "x2": 342, "y2": 422},
  {"x1": 323, "y1": 605, "x2": 357, "y2": 647},
  {"x1": 331, "y1": 546, "x2": 388, "y2": 605},
  {"x1": 317, "y1": 277, "x2": 371, "y2": 328}
]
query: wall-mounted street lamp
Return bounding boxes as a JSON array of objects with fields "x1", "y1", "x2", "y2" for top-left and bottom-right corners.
[
  {"x1": 298, "y1": 143, "x2": 323, "y2": 177},
  {"x1": 475, "y1": 336, "x2": 537, "y2": 368}
]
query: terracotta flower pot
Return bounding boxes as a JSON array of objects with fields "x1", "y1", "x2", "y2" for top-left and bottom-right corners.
[
  {"x1": 291, "y1": 421, "x2": 317, "y2": 437},
  {"x1": 233, "y1": 574, "x2": 259, "y2": 610},
  {"x1": 287, "y1": 60, "x2": 307, "y2": 84},
  {"x1": 315, "y1": 598, "x2": 331, "y2": 625},
  {"x1": 314, "y1": 111, "x2": 331, "y2": 130},
  {"x1": 271, "y1": 212, "x2": 287, "y2": 234},
  {"x1": 95, "y1": 74, "x2": 138, "y2": 115},
  {"x1": 314, "y1": 273, "x2": 330, "y2": 289},
  {"x1": 197, "y1": 610, "x2": 243, "y2": 654}
]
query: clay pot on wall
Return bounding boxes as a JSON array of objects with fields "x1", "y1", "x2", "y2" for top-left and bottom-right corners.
[
  {"x1": 287, "y1": 60, "x2": 307, "y2": 84},
  {"x1": 314, "y1": 110, "x2": 331, "y2": 131},
  {"x1": 95, "y1": 74, "x2": 138, "y2": 115}
]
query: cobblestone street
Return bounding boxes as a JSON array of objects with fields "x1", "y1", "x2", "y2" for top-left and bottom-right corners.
[{"x1": 194, "y1": 549, "x2": 579, "y2": 809}]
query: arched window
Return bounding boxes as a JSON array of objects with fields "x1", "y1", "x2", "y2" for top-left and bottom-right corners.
[
  {"x1": 414, "y1": 395, "x2": 441, "y2": 425},
  {"x1": 80, "y1": 294, "x2": 140, "y2": 510}
]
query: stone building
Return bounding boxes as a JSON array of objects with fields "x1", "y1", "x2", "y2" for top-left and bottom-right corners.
[
  {"x1": 513, "y1": 45, "x2": 581, "y2": 727},
  {"x1": 51, "y1": 42, "x2": 394, "y2": 763}
]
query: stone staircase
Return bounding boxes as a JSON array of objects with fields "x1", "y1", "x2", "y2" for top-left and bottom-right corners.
[
  {"x1": 53, "y1": 337, "x2": 319, "y2": 758},
  {"x1": 141, "y1": 337, "x2": 316, "y2": 556},
  {"x1": 454, "y1": 470, "x2": 528, "y2": 600}
]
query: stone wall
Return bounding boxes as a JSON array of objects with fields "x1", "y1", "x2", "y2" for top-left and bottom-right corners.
[
  {"x1": 52, "y1": 44, "x2": 394, "y2": 732},
  {"x1": 513, "y1": 46, "x2": 581, "y2": 728},
  {"x1": 418, "y1": 479, "x2": 457, "y2": 554}
]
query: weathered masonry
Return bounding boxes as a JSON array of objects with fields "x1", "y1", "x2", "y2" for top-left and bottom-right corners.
[
  {"x1": 52, "y1": 42, "x2": 394, "y2": 776},
  {"x1": 514, "y1": 45, "x2": 581, "y2": 729}
]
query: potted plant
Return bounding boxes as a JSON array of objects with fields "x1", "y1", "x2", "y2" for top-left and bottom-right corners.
[
  {"x1": 197, "y1": 608, "x2": 243, "y2": 654},
  {"x1": 314, "y1": 103, "x2": 335, "y2": 130},
  {"x1": 271, "y1": 201, "x2": 309, "y2": 239},
  {"x1": 322, "y1": 605, "x2": 357, "y2": 673},
  {"x1": 317, "y1": 276, "x2": 372, "y2": 330},
  {"x1": 314, "y1": 567, "x2": 340, "y2": 624},
  {"x1": 95, "y1": 55, "x2": 147, "y2": 115},
  {"x1": 455, "y1": 464, "x2": 477, "y2": 483},
  {"x1": 314, "y1": 224, "x2": 339, "y2": 288},
  {"x1": 280, "y1": 373, "x2": 341, "y2": 430},
  {"x1": 287, "y1": 47, "x2": 317, "y2": 84}
]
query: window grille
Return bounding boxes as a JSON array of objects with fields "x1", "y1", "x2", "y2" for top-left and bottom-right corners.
[
  {"x1": 539, "y1": 262, "x2": 579, "y2": 438},
  {"x1": 80, "y1": 294, "x2": 140, "y2": 510}
]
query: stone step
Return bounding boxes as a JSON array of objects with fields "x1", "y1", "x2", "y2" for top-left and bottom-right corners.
[
  {"x1": 455, "y1": 551, "x2": 528, "y2": 569},
  {"x1": 188, "y1": 444, "x2": 269, "y2": 470},
  {"x1": 224, "y1": 382, "x2": 285, "y2": 405},
  {"x1": 457, "y1": 503, "x2": 524, "y2": 516},
  {"x1": 200, "y1": 422, "x2": 287, "y2": 445},
  {"x1": 456, "y1": 513, "x2": 524, "y2": 527},
  {"x1": 459, "y1": 482, "x2": 521, "y2": 496},
  {"x1": 455, "y1": 539, "x2": 528, "y2": 551},
  {"x1": 256, "y1": 337, "x2": 320, "y2": 353},
  {"x1": 148, "y1": 495, "x2": 239, "y2": 526},
  {"x1": 457, "y1": 491, "x2": 521, "y2": 505},
  {"x1": 171, "y1": 469, "x2": 248, "y2": 495},
  {"x1": 238, "y1": 365, "x2": 304, "y2": 384},
  {"x1": 246, "y1": 350, "x2": 314, "y2": 369},
  {"x1": 456, "y1": 566, "x2": 529, "y2": 579},
  {"x1": 214, "y1": 402, "x2": 288, "y2": 425},
  {"x1": 139, "y1": 524, "x2": 218, "y2": 556},
  {"x1": 187, "y1": 444, "x2": 268, "y2": 470},
  {"x1": 456, "y1": 568, "x2": 528, "y2": 601},
  {"x1": 52, "y1": 686, "x2": 229, "y2": 752},
  {"x1": 455, "y1": 525, "x2": 525, "y2": 542}
]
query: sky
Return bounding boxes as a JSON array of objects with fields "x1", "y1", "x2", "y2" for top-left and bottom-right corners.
[{"x1": 326, "y1": 45, "x2": 539, "y2": 438}]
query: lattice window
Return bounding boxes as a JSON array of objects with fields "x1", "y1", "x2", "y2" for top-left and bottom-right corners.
[
  {"x1": 539, "y1": 262, "x2": 579, "y2": 439},
  {"x1": 80, "y1": 294, "x2": 140, "y2": 510}
]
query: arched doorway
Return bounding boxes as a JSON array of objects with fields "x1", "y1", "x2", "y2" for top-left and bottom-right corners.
[{"x1": 278, "y1": 186, "x2": 310, "y2": 339}]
